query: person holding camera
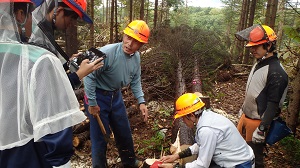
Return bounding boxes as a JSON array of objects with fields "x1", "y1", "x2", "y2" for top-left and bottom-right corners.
[
  {"x1": 0, "y1": 0, "x2": 87, "y2": 167},
  {"x1": 29, "y1": 0, "x2": 103, "y2": 89},
  {"x1": 158, "y1": 93, "x2": 255, "y2": 168},
  {"x1": 235, "y1": 25, "x2": 288, "y2": 168},
  {"x1": 83, "y1": 20, "x2": 150, "y2": 168}
]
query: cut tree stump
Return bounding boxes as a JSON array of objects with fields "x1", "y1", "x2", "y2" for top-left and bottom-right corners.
[{"x1": 73, "y1": 130, "x2": 90, "y2": 148}]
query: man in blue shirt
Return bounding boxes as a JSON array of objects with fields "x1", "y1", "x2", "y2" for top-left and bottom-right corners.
[{"x1": 84, "y1": 20, "x2": 150, "y2": 168}]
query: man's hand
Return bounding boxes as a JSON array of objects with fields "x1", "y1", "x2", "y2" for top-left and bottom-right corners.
[
  {"x1": 76, "y1": 58, "x2": 104, "y2": 80},
  {"x1": 139, "y1": 103, "x2": 148, "y2": 122},
  {"x1": 160, "y1": 154, "x2": 179, "y2": 163},
  {"x1": 158, "y1": 163, "x2": 174, "y2": 168},
  {"x1": 88, "y1": 105, "x2": 100, "y2": 117},
  {"x1": 252, "y1": 127, "x2": 265, "y2": 144}
]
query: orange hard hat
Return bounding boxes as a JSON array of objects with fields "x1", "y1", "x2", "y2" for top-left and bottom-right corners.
[
  {"x1": 123, "y1": 20, "x2": 150, "y2": 43},
  {"x1": 0, "y1": 0, "x2": 32, "y2": 2},
  {"x1": 61, "y1": 0, "x2": 92, "y2": 24},
  {"x1": 174, "y1": 93, "x2": 205, "y2": 119},
  {"x1": 246, "y1": 25, "x2": 277, "y2": 47}
]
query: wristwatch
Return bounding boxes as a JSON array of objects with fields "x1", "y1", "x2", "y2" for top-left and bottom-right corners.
[{"x1": 259, "y1": 124, "x2": 266, "y2": 132}]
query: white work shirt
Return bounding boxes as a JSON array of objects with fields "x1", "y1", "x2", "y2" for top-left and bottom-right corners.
[{"x1": 186, "y1": 109, "x2": 254, "y2": 168}]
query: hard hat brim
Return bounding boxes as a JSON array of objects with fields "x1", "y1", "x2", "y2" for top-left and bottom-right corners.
[
  {"x1": 245, "y1": 39, "x2": 268, "y2": 47},
  {"x1": 174, "y1": 101, "x2": 205, "y2": 119},
  {"x1": 123, "y1": 29, "x2": 148, "y2": 44},
  {"x1": 67, "y1": 0, "x2": 93, "y2": 24}
]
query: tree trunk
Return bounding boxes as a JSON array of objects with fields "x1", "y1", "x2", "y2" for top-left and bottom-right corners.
[
  {"x1": 265, "y1": 0, "x2": 272, "y2": 26},
  {"x1": 175, "y1": 59, "x2": 185, "y2": 99},
  {"x1": 114, "y1": 0, "x2": 118, "y2": 43},
  {"x1": 146, "y1": 0, "x2": 149, "y2": 23},
  {"x1": 106, "y1": 0, "x2": 109, "y2": 25},
  {"x1": 270, "y1": 0, "x2": 279, "y2": 28},
  {"x1": 171, "y1": 59, "x2": 195, "y2": 146},
  {"x1": 192, "y1": 57, "x2": 202, "y2": 93},
  {"x1": 286, "y1": 59, "x2": 300, "y2": 134},
  {"x1": 153, "y1": 0, "x2": 158, "y2": 28},
  {"x1": 243, "y1": 0, "x2": 257, "y2": 64},
  {"x1": 265, "y1": 0, "x2": 278, "y2": 28},
  {"x1": 65, "y1": 20, "x2": 78, "y2": 56},
  {"x1": 276, "y1": 0, "x2": 286, "y2": 52},
  {"x1": 109, "y1": 0, "x2": 114, "y2": 43},
  {"x1": 129, "y1": 0, "x2": 133, "y2": 22},
  {"x1": 140, "y1": 0, "x2": 145, "y2": 20},
  {"x1": 89, "y1": 0, "x2": 94, "y2": 48},
  {"x1": 236, "y1": 0, "x2": 249, "y2": 63}
]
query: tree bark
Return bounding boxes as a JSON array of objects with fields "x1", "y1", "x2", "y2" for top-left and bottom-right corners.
[
  {"x1": 89, "y1": 0, "x2": 94, "y2": 48},
  {"x1": 114, "y1": 0, "x2": 118, "y2": 43},
  {"x1": 65, "y1": 20, "x2": 77, "y2": 56},
  {"x1": 192, "y1": 57, "x2": 202, "y2": 93},
  {"x1": 140, "y1": 0, "x2": 145, "y2": 20},
  {"x1": 276, "y1": 0, "x2": 286, "y2": 52},
  {"x1": 153, "y1": 0, "x2": 158, "y2": 28},
  {"x1": 265, "y1": 0, "x2": 278, "y2": 29},
  {"x1": 286, "y1": 59, "x2": 300, "y2": 134},
  {"x1": 129, "y1": 0, "x2": 133, "y2": 22},
  {"x1": 109, "y1": 0, "x2": 114, "y2": 43}
]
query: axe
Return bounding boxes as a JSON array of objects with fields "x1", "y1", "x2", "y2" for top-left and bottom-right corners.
[{"x1": 95, "y1": 114, "x2": 111, "y2": 143}]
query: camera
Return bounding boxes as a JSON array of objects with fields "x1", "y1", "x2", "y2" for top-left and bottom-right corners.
[{"x1": 69, "y1": 47, "x2": 106, "y2": 72}]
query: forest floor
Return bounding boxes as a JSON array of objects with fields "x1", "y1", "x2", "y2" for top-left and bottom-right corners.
[{"x1": 71, "y1": 69, "x2": 300, "y2": 168}]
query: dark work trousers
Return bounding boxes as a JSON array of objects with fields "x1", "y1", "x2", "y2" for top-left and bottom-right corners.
[
  {"x1": 248, "y1": 142, "x2": 265, "y2": 168},
  {"x1": 84, "y1": 89, "x2": 136, "y2": 168},
  {"x1": 208, "y1": 159, "x2": 253, "y2": 168}
]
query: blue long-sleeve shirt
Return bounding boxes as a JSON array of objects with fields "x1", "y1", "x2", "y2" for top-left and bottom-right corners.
[{"x1": 84, "y1": 42, "x2": 145, "y2": 106}]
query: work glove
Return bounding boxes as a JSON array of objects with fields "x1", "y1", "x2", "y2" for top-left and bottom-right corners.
[
  {"x1": 53, "y1": 161, "x2": 71, "y2": 168},
  {"x1": 252, "y1": 127, "x2": 265, "y2": 144}
]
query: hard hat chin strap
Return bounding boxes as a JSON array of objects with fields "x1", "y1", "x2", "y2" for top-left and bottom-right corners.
[
  {"x1": 194, "y1": 108, "x2": 204, "y2": 118},
  {"x1": 16, "y1": 3, "x2": 30, "y2": 41},
  {"x1": 52, "y1": 0, "x2": 59, "y2": 24}
]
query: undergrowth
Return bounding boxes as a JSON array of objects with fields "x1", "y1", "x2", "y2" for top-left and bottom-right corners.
[{"x1": 279, "y1": 136, "x2": 300, "y2": 165}]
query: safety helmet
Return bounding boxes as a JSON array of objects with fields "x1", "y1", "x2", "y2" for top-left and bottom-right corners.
[
  {"x1": 59, "y1": 0, "x2": 92, "y2": 24},
  {"x1": 123, "y1": 20, "x2": 150, "y2": 43},
  {"x1": 235, "y1": 24, "x2": 277, "y2": 47},
  {"x1": 174, "y1": 93, "x2": 205, "y2": 119},
  {"x1": 0, "y1": 0, "x2": 32, "y2": 2}
]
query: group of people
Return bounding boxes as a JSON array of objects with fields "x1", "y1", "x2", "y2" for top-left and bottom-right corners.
[
  {"x1": 0, "y1": 0, "x2": 148, "y2": 167},
  {"x1": 157, "y1": 25, "x2": 288, "y2": 168},
  {"x1": 0, "y1": 0, "x2": 288, "y2": 168}
]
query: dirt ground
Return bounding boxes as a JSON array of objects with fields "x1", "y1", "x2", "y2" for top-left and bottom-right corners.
[{"x1": 71, "y1": 72, "x2": 300, "y2": 167}]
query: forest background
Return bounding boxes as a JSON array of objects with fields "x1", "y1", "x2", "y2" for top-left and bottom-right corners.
[{"x1": 56, "y1": 0, "x2": 300, "y2": 167}]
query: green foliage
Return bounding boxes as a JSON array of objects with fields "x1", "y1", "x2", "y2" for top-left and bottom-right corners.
[
  {"x1": 137, "y1": 120, "x2": 169, "y2": 155},
  {"x1": 283, "y1": 25, "x2": 300, "y2": 43},
  {"x1": 279, "y1": 136, "x2": 300, "y2": 164}
]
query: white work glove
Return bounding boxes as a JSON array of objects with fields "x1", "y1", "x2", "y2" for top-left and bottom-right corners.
[
  {"x1": 53, "y1": 160, "x2": 71, "y2": 168},
  {"x1": 252, "y1": 127, "x2": 265, "y2": 144}
]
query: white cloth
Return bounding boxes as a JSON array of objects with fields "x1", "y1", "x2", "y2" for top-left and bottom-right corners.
[
  {"x1": 185, "y1": 109, "x2": 254, "y2": 168},
  {"x1": 0, "y1": 43, "x2": 86, "y2": 150},
  {"x1": 53, "y1": 160, "x2": 71, "y2": 168}
]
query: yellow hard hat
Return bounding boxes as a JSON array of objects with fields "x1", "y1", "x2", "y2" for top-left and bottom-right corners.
[
  {"x1": 174, "y1": 93, "x2": 205, "y2": 119},
  {"x1": 123, "y1": 20, "x2": 150, "y2": 43}
]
